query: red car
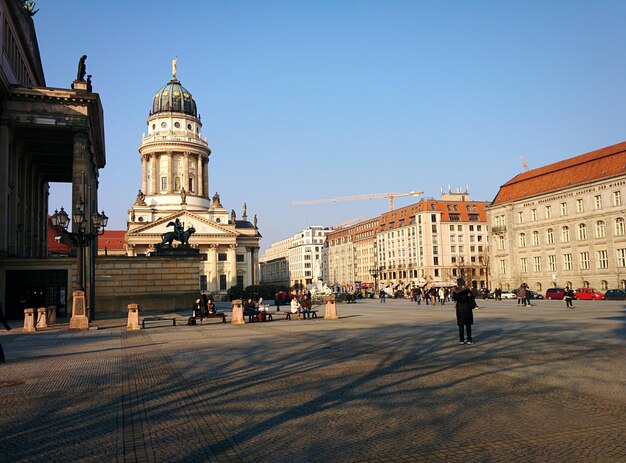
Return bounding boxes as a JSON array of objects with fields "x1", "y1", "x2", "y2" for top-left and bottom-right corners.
[
  {"x1": 574, "y1": 288, "x2": 605, "y2": 300},
  {"x1": 545, "y1": 288, "x2": 565, "y2": 300}
]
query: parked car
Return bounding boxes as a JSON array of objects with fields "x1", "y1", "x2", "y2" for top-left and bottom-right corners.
[
  {"x1": 574, "y1": 288, "x2": 605, "y2": 300},
  {"x1": 500, "y1": 290, "x2": 517, "y2": 299},
  {"x1": 527, "y1": 291, "x2": 544, "y2": 299},
  {"x1": 545, "y1": 288, "x2": 565, "y2": 300},
  {"x1": 603, "y1": 289, "x2": 626, "y2": 300}
]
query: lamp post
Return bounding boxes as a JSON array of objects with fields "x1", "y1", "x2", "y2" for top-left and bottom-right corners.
[
  {"x1": 51, "y1": 202, "x2": 108, "y2": 321},
  {"x1": 369, "y1": 267, "x2": 380, "y2": 293}
]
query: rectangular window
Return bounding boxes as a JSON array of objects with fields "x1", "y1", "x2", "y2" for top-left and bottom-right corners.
[
  {"x1": 200, "y1": 275, "x2": 207, "y2": 290},
  {"x1": 432, "y1": 224, "x2": 437, "y2": 233},
  {"x1": 432, "y1": 246, "x2": 438, "y2": 255},
  {"x1": 161, "y1": 177, "x2": 167, "y2": 191},
  {"x1": 219, "y1": 275, "x2": 227, "y2": 290},
  {"x1": 531, "y1": 209, "x2": 537, "y2": 222},
  {"x1": 563, "y1": 253, "x2": 572, "y2": 271},
  {"x1": 576, "y1": 199, "x2": 584, "y2": 213},
  {"x1": 218, "y1": 253, "x2": 227, "y2": 261},
  {"x1": 545, "y1": 205, "x2": 552, "y2": 219},
  {"x1": 518, "y1": 211, "x2": 524, "y2": 223},
  {"x1": 449, "y1": 214, "x2": 460, "y2": 222},
  {"x1": 580, "y1": 252, "x2": 590, "y2": 270},
  {"x1": 468, "y1": 214, "x2": 479, "y2": 221},
  {"x1": 497, "y1": 236, "x2": 505, "y2": 251},
  {"x1": 533, "y1": 256, "x2": 542, "y2": 272},
  {"x1": 617, "y1": 248, "x2": 626, "y2": 267},
  {"x1": 236, "y1": 254, "x2": 244, "y2": 262},
  {"x1": 499, "y1": 259, "x2": 506, "y2": 274},
  {"x1": 451, "y1": 246, "x2": 456, "y2": 253},
  {"x1": 548, "y1": 255, "x2": 557, "y2": 272},
  {"x1": 520, "y1": 257, "x2": 527, "y2": 273},
  {"x1": 560, "y1": 202, "x2": 567, "y2": 216},
  {"x1": 189, "y1": 177, "x2": 194, "y2": 193},
  {"x1": 594, "y1": 195, "x2": 602, "y2": 210},
  {"x1": 613, "y1": 191, "x2": 622, "y2": 206},
  {"x1": 433, "y1": 257, "x2": 439, "y2": 265},
  {"x1": 597, "y1": 250, "x2": 608, "y2": 269},
  {"x1": 457, "y1": 225, "x2": 463, "y2": 231},
  {"x1": 236, "y1": 275, "x2": 244, "y2": 287}
]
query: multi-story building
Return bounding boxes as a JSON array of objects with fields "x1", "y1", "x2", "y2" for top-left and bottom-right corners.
[
  {"x1": 325, "y1": 218, "x2": 379, "y2": 292},
  {"x1": 377, "y1": 192, "x2": 489, "y2": 291},
  {"x1": 487, "y1": 141, "x2": 626, "y2": 293},
  {"x1": 259, "y1": 226, "x2": 331, "y2": 290}
]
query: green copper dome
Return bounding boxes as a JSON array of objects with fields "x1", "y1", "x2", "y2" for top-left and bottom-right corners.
[{"x1": 151, "y1": 79, "x2": 197, "y2": 117}]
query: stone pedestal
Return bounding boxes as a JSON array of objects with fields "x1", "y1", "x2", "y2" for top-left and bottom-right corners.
[
  {"x1": 324, "y1": 295, "x2": 338, "y2": 320},
  {"x1": 47, "y1": 305, "x2": 57, "y2": 324},
  {"x1": 36, "y1": 307, "x2": 48, "y2": 329},
  {"x1": 127, "y1": 304, "x2": 141, "y2": 330},
  {"x1": 69, "y1": 290, "x2": 90, "y2": 330},
  {"x1": 231, "y1": 299, "x2": 245, "y2": 325},
  {"x1": 23, "y1": 308, "x2": 36, "y2": 332}
]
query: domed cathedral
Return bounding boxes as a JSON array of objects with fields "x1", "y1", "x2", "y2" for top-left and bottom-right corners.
[{"x1": 125, "y1": 60, "x2": 261, "y2": 296}]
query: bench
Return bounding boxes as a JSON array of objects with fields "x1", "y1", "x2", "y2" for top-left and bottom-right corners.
[
  {"x1": 272, "y1": 310, "x2": 318, "y2": 320},
  {"x1": 141, "y1": 316, "x2": 177, "y2": 329},
  {"x1": 196, "y1": 312, "x2": 227, "y2": 324}
]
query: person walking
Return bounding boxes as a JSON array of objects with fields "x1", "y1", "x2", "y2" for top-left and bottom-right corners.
[
  {"x1": 452, "y1": 278, "x2": 476, "y2": 345},
  {"x1": 564, "y1": 286, "x2": 575, "y2": 309}
]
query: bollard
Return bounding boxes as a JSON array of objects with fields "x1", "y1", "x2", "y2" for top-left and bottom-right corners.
[
  {"x1": 36, "y1": 307, "x2": 48, "y2": 329},
  {"x1": 324, "y1": 295, "x2": 338, "y2": 320},
  {"x1": 23, "y1": 308, "x2": 36, "y2": 332},
  {"x1": 47, "y1": 305, "x2": 57, "y2": 324},
  {"x1": 231, "y1": 299, "x2": 245, "y2": 325},
  {"x1": 69, "y1": 290, "x2": 89, "y2": 330},
  {"x1": 127, "y1": 304, "x2": 141, "y2": 330}
]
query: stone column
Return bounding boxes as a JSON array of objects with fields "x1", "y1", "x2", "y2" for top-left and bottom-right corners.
[
  {"x1": 184, "y1": 152, "x2": 190, "y2": 193},
  {"x1": 0, "y1": 125, "x2": 9, "y2": 254},
  {"x1": 228, "y1": 244, "x2": 237, "y2": 288},
  {"x1": 246, "y1": 247, "x2": 253, "y2": 287},
  {"x1": 167, "y1": 152, "x2": 173, "y2": 193},
  {"x1": 210, "y1": 244, "x2": 218, "y2": 292},
  {"x1": 141, "y1": 155, "x2": 147, "y2": 193},
  {"x1": 151, "y1": 154, "x2": 158, "y2": 194},
  {"x1": 197, "y1": 155, "x2": 203, "y2": 197}
]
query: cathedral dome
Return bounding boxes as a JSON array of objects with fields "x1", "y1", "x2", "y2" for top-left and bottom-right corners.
[{"x1": 151, "y1": 78, "x2": 197, "y2": 117}]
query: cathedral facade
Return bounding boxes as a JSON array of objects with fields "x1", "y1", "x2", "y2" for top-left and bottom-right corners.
[{"x1": 125, "y1": 64, "x2": 261, "y2": 296}]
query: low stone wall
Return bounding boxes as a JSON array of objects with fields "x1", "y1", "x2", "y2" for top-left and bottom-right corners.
[{"x1": 95, "y1": 255, "x2": 202, "y2": 313}]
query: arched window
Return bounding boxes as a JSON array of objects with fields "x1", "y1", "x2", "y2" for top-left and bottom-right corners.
[
  {"x1": 519, "y1": 233, "x2": 526, "y2": 247},
  {"x1": 174, "y1": 176, "x2": 181, "y2": 191},
  {"x1": 546, "y1": 228, "x2": 554, "y2": 244},
  {"x1": 561, "y1": 226, "x2": 570, "y2": 242},
  {"x1": 615, "y1": 218, "x2": 625, "y2": 236},
  {"x1": 577, "y1": 223, "x2": 587, "y2": 240},
  {"x1": 595, "y1": 221, "x2": 606, "y2": 238},
  {"x1": 532, "y1": 231, "x2": 540, "y2": 246},
  {"x1": 601, "y1": 280, "x2": 608, "y2": 291}
]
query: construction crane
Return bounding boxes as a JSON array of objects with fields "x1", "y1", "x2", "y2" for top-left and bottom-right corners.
[
  {"x1": 520, "y1": 156, "x2": 529, "y2": 171},
  {"x1": 289, "y1": 190, "x2": 423, "y2": 211},
  {"x1": 332, "y1": 216, "x2": 365, "y2": 229}
]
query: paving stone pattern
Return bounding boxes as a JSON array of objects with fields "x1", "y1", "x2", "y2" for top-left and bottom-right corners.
[{"x1": 0, "y1": 299, "x2": 625, "y2": 462}]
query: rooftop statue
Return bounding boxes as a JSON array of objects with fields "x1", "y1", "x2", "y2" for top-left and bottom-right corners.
[{"x1": 76, "y1": 55, "x2": 87, "y2": 82}]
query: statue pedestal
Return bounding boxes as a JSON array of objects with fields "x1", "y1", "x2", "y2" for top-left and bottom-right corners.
[
  {"x1": 71, "y1": 80, "x2": 88, "y2": 91},
  {"x1": 231, "y1": 299, "x2": 245, "y2": 325},
  {"x1": 69, "y1": 290, "x2": 90, "y2": 330},
  {"x1": 324, "y1": 296, "x2": 338, "y2": 320}
]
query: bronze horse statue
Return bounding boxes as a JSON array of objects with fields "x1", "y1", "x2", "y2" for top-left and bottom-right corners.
[{"x1": 159, "y1": 225, "x2": 196, "y2": 247}]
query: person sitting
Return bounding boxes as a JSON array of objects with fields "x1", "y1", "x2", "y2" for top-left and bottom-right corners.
[
  {"x1": 290, "y1": 296, "x2": 302, "y2": 320},
  {"x1": 301, "y1": 294, "x2": 312, "y2": 319},
  {"x1": 206, "y1": 299, "x2": 215, "y2": 314},
  {"x1": 243, "y1": 298, "x2": 257, "y2": 321}
]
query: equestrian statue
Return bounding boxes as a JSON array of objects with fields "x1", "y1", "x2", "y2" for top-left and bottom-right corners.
[{"x1": 157, "y1": 218, "x2": 196, "y2": 249}]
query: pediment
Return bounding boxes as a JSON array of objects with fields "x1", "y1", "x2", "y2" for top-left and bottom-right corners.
[{"x1": 127, "y1": 211, "x2": 238, "y2": 237}]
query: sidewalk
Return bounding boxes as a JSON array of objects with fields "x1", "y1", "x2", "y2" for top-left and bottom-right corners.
[{"x1": 1, "y1": 299, "x2": 625, "y2": 462}]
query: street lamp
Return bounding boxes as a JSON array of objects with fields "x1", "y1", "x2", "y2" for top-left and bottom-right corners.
[
  {"x1": 51, "y1": 202, "x2": 107, "y2": 321},
  {"x1": 369, "y1": 267, "x2": 380, "y2": 292}
]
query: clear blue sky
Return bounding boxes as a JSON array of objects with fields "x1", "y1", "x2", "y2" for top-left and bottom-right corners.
[{"x1": 36, "y1": 0, "x2": 626, "y2": 253}]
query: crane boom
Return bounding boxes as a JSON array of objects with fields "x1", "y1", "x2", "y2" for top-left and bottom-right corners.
[{"x1": 289, "y1": 190, "x2": 423, "y2": 211}]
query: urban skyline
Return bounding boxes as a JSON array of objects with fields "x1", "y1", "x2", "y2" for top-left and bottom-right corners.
[{"x1": 35, "y1": 1, "x2": 626, "y2": 252}]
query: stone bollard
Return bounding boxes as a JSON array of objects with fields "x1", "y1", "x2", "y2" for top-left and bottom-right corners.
[
  {"x1": 69, "y1": 290, "x2": 89, "y2": 330},
  {"x1": 36, "y1": 307, "x2": 48, "y2": 329},
  {"x1": 231, "y1": 299, "x2": 245, "y2": 325},
  {"x1": 127, "y1": 304, "x2": 141, "y2": 330},
  {"x1": 324, "y1": 295, "x2": 338, "y2": 320},
  {"x1": 47, "y1": 305, "x2": 57, "y2": 324},
  {"x1": 23, "y1": 308, "x2": 36, "y2": 332}
]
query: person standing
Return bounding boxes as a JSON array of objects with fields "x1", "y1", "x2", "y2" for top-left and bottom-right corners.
[
  {"x1": 452, "y1": 278, "x2": 476, "y2": 345},
  {"x1": 379, "y1": 288, "x2": 386, "y2": 303},
  {"x1": 564, "y1": 286, "x2": 575, "y2": 309},
  {"x1": 517, "y1": 284, "x2": 527, "y2": 307}
]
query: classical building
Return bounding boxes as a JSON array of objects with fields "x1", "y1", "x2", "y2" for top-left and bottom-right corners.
[
  {"x1": 1, "y1": 0, "x2": 106, "y2": 318},
  {"x1": 259, "y1": 226, "x2": 331, "y2": 290},
  {"x1": 124, "y1": 64, "x2": 261, "y2": 296},
  {"x1": 487, "y1": 141, "x2": 626, "y2": 293}
]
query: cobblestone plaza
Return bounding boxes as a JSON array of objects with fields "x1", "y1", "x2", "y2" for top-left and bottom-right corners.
[{"x1": 1, "y1": 299, "x2": 625, "y2": 462}]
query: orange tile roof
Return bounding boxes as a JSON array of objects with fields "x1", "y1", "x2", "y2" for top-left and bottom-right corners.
[
  {"x1": 98, "y1": 230, "x2": 127, "y2": 250},
  {"x1": 47, "y1": 216, "x2": 72, "y2": 254},
  {"x1": 492, "y1": 141, "x2": 626, "y2": 205}
]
